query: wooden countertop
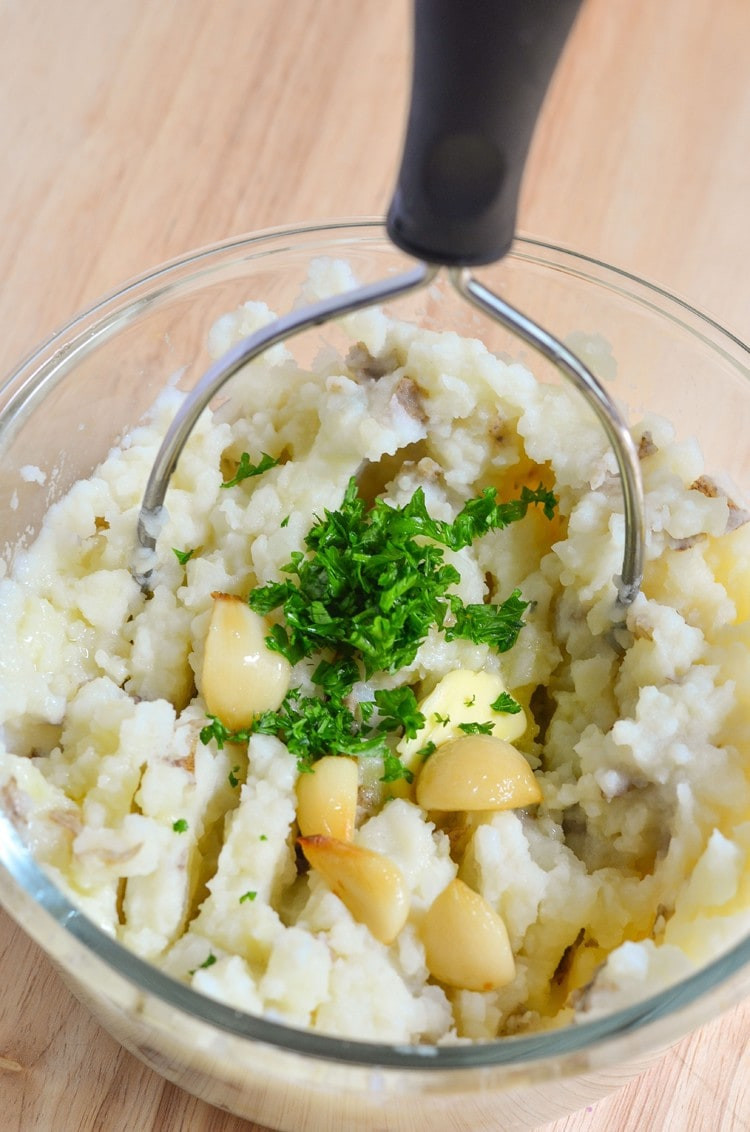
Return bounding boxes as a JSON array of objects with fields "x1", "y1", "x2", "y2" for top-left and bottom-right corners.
[{"x1": 0, "y1": 1, "x2": 748, "y2": 1128}]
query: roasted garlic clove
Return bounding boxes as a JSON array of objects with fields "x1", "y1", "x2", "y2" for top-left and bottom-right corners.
[
  {"x1": 298, "y1": 834, "x2": 409, "y2": 944},
  {"x1": 296, "y1": 756, "x2": 358, "y2": 841},
  {"x1": 416, "y1": 733, "x2": 541, "y2": 811},
  {"x1": 202, "y1": 593, "x2": 291, "y2": 729},
  {"x1": 422, "y1": 878, "x2": 515, "y2": 991}
]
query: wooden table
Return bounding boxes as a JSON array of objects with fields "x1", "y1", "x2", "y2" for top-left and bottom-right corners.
[{"x1": 0, "y1": 1, "x2": 748, "y2": 1128}]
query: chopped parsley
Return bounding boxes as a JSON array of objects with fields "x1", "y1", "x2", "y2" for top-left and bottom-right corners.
[
  {"x1": 202, "y1": 687, "x2": 413, "y2": 780},
  {"x1": 311, "y1": 656, "x2": 360, "y2": 698},
  {"x1": 189, "y1": 952, "x2": 217, "y2": 975},
  {"x1": 464, "y1": 695, "x2": 476, "y2": 707},
  {"x1": 228, "y1": 765, "x2": 241, "y2": 787},
  {"x1": 201, "y1": 477, "x2": 555, "y2": 777},
  {"x1": 444, "y1": 591, "x2": 528, "y2": 650},
  {"x1": 458, "y1": 721, "x2": 495, "y2": 735},
  {"x1": 239, "y1": 890, "x2": 257, "y2": 904},
  {"x1": 249, "y1": 478, "x2": 552, "y2": 674},
  {"x1": 416, "y1": 740, "x2": 437, "y2": 760},
  {"x1": 490, "y1": 691, "x2": 523, "y2": 715},
  {"x1": 381, "y1": 752, "x2": 415, "y2": 784},
  {"x1": 201, "y1": 715, "x2": 249, "y2": 750},
  {"x1": 221, "y1": 451, "x2": 280, "y2": 489},
  {"x1": 172, "y1": 818, "x2": 189, "y2": 833},
  {"x1": 433, "y1": 712, "x2": 451, "y2": 726},
  {"x1": 252, "y1": 688, "x2": 386, "y2": 767},
  {"x1": 172, "y1": 547, "x2": 195, "y2": 566},
  {"x1": 373, "y1": 687, "x2": 425, "y2": 741}
]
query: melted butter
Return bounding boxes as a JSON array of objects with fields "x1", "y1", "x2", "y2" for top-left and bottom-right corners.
[{"x1": 398, "y1": 668, "x2": 527, "y2": 772}]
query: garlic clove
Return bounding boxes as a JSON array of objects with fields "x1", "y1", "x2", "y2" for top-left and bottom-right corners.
[
  {"x1": 296, "y1": 755, "x2": 358, "y2": 841},
  {"x1": 422, "y1": 878, "x2": 515, "y2": 991},
  {"x1": 298, "y1": 834, "x2": 409, "y2": 944},
  {"x1": 202, "y1": 593, "x2": 291, "y2": 730},
  {"x1": 416, "y1": 733, "x2": 541, "y2": 811}
]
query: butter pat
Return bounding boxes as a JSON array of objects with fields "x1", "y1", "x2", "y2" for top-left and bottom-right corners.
[{"x1": 398, "y1": 669, "x2": 526, "y2": 771}]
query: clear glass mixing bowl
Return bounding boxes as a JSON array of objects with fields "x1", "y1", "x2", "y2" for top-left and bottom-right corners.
[{"x1": 1, "y1": 221, "x2": 749, "y2": 1131}]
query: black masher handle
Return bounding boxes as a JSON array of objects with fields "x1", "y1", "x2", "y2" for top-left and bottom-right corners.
[{"x1": 386, "y1": 0, "x2": 583, "y2": 266}]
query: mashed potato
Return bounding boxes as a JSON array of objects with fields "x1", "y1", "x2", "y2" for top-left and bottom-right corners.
[{"x1": 1, "y1": 261, "x2": 750, "y2": 1043}]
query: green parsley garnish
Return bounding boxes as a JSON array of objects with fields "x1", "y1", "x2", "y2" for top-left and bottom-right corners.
[
  {"x1": 311, "y1": 656, "x2": 360, "y2": 698},
  {"x1": 433, "y1": 712, "x2": 451, "y2": 726},
  {"x1": 228, "y1": 765, "x2": 241, "y2": 788},
  {"x1": 464, "y1": 695, "x2": 476, "y2": 707},
  {"x1": 203, "y1": 688, "x2": 411, "y2": 781},
  {"x1": 259, "y1": 834, "x2": 268, "y2": 841},
  {"x1": 201, "y1": 680, "x2": 415, "y2": 779},
  {"x1": 444, "y1": 590, "x2": 528, "y2": 649},
  {"x1": 381, "y1": 752, "x2": 415, "y2": 784},
  {"x1": 253, "y1": 689, "x2": 385, "y2": 767},
  {"x1": 416, "y1": 740, "x2": 437, "y2": 760},
  {"x1": 201, "y1": 477, "x2": 555, "y2": 776},
  {"x1": 221, "y1": 451, "x2": 280, "y2": 489},
  {"x1": 249, "y1": 478, "x2": 552, "y2": 674},
  {"x1": 200, "y1": 715, "x2": 249, "y2": 750},
  {"x1": 490, "y1": 691, "x2": 523, "y2": 715},
  {"x1": 458, "y1": 721, "x2": 495, "y2": 735},
  {"x1": 172, "y1": 818, "x2": 188, "y2": 833},
  {"x1": 189, "y1": 952, "x2": 217, "y2": 975},
  {"x1": 239, "y1": 890, "x2": 257, "y2": 903},
  {"x1": 172, "y1": 547, "x2": 195, "y2": 566},
  {"x1": 373, "y1": 687, "x2": 425, "y2": 741}
]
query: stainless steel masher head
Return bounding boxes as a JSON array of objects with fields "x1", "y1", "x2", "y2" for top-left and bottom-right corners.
[{"x1": 137, "y1": 0, "x2": 644, "y2": 603}]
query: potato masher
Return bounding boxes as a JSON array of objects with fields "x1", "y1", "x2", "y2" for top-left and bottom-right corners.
[{"x1": 137, "y1": 0, "x2": 644, "y2": 604}]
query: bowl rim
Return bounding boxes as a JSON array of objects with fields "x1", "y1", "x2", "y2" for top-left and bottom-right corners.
[
  {"x1": 3, "y1": 218, "x2": 748, "y2": 393},
  {"x1": 2, "y1": 805, "x2": 749, "y2": 1074},
  {"x1": 1, "y1": 217, "x2": 749, "y2": 1075}
]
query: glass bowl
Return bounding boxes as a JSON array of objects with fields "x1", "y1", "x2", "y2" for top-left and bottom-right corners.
[{"x1": 1, "y1": 220, "x2": 749, "y2": 1131}]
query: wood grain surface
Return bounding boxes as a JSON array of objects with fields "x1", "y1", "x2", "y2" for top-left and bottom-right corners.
[{"x1": 1, "y1": 1, "x2": 749, "y2": 1129}]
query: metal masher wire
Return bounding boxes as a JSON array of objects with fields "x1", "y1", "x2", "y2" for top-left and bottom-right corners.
[
  {"x1": 136, "y1": 0, "x2": 645, "y2": 604},
  {"x1": 451, "y1": 268, "x2": 644, "y2": 605},
  {"x1": 136, "y1": 261, "x2": 644, "y2": 604},
  {"x1": 136, "y1": 262, "x2": 435, "y2": 567}
]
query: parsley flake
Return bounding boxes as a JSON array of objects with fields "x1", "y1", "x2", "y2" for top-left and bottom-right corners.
[
  {"x1": 228, "y1": 765, "x2": 241, "y2": 788},
  {"x1": 172, "y1": 818, "x2": 188, "y2": 833},
  {"x1": 380, "y1": 752, "x2": 414, "y2": 784},
  {"x1": 445, "y1": 590, "x2": 528, "y2": 651},
  {"x1": 490, "y1": 691, "x2": 523, "y2": 715},
  {"x1": 458, "y1": 721, "x2": 495, "y2": 735},
  {"x1": 201, "y1": 715, "x2": 252, "y2": 750},
  {"x1": 172, "y1": 547, "x2": 195, "y2": 566},
  {"x1": 239, "y1": 890, "x2": 257, "y2": 904},
  {"x1": 189, "y1": 952, "x2": 217, "y2": 975},
  {"x1": 221, "y1": 451, "x2": 280, "y2": 489},
  {"x1": 374, "y1": 687, "x2": 425, "y2": 741}
]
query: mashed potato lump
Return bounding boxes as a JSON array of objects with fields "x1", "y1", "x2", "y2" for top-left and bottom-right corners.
[{"x1": 2, "y1": 261, "x2": 750, "y2": 1043}]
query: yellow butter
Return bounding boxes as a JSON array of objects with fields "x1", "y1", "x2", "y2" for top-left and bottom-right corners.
[{"x1": 398, "y1": 669, "x2": 526, "y2": 772}]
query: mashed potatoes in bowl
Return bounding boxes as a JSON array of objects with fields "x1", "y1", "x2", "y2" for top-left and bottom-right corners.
[{"x1": 1, "y1": 223, "x2": 749, "y2": 1130}]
